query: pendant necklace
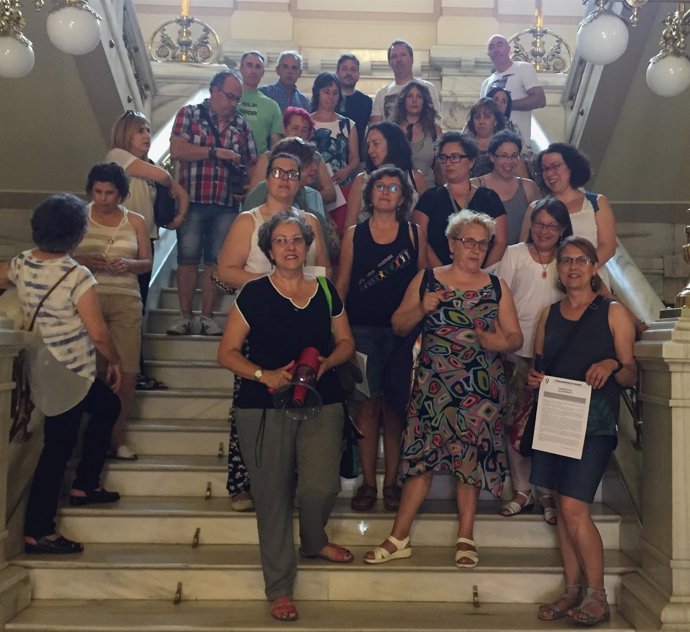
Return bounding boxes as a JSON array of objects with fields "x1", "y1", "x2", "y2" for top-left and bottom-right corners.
[{"x1": 533, "y1": 245, "x2": 551, "y2": 279}]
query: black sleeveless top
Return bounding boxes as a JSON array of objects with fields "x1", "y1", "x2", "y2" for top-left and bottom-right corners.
[{"x1": 346, "y1": 220, "x2": 418, "y2": 327}]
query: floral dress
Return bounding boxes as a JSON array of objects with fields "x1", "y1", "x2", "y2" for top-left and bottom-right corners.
[{"x1": 400, "y1": 273, "x2": 507, "y2": 497}]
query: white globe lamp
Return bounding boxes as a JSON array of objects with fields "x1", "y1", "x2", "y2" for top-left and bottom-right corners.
[
  {"x1": 0, "y1": 35, "x2": 35, "y2": 78},
  {"x1": 46, "y1": 4, "x2": 101, "y2": 56},
  {"x1": 646, "y1": 53, "x2": 690, "y2": 97},
  {"x1": 576, "y1": 11, "x2": 629, "y2": 65}
]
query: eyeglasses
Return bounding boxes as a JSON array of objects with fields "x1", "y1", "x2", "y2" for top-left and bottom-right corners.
[
  {"x1": 532, "y1": 220, "x2": 561, "y2": 233},
  {"x1": 452, "y1": 237, "x2": 490, "y2": 251},
  {"x1": 438, "y1": 153, "x2": 468, "y2": 164},
  {"x1": 541, "y1": 162, "x2": 565, "y2": 174},
  {"x1": 494, "y1": 152, "x2": 520, "y2": 160},
  {"x1": 215, "y1": 86, "x2": 242, "y2": 103},
  {"x1": 272, "y1": 235, "x2": 306, "y2": 247},
  {"x1": 557, "y1": 256, "x2": 594, "y2": 267},
  {"x1": 269, "y1": 167, "x2": 301, "y2": 181},
  {"x1": 373, "y1": 182, "x2": 401, "y2": 194}
]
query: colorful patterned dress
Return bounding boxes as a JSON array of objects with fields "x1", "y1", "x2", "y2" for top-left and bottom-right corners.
[{"x1": 400, "y1": 273, "x2": 507, "y2": 497}]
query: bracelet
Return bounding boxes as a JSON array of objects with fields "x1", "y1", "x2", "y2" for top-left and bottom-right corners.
[{"x1": 611, "y1": 358, "x2": 623, "y2": 374}]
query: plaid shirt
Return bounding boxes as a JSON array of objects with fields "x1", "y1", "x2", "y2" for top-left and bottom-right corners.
[
  {"x1": 258, "y1": 82, "x2": 311, "y2": 113},
  {"x1": 172, "y1": 99, "x2": 258, "y2": 207}
]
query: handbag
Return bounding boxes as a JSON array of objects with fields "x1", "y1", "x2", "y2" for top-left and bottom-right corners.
[
  {"x1": 381, "y1": 262, "x2": 431, "y2": 421},
  {"x1": 153, "y1": 181, "x2": 177, "y2": 228},
  {"x1": 519, "y1": 295, "x2": 604, "y2": 457},
  {"x1": 10, "y1": 265, "x2": 78, "y2": 441}
]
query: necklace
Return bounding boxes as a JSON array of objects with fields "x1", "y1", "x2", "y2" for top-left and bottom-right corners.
[{"x1": 532, "y1": 244, "x2": 553, "y2": 279}]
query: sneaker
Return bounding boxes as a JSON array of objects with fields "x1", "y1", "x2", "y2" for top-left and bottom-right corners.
[
  {"x1": 198, "y1": 315, "x2": 223, "y2": 336},
  {"x1": 167, "y1": 317, "x2": 193, "y2": 336}
]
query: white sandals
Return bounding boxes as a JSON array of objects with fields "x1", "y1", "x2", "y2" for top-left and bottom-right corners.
[
  {"x1": 455, "y1": 537, "x2": 479, "y2": 568},
  {"x1": 500, "y1": 490, "x2": 534, "y2": 517},
  {"x1": 364, "y1": 535, "x2": 412, "y2": 564}
]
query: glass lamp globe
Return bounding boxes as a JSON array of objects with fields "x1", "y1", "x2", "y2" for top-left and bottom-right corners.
[
  {"x1": 46, "y1": 5, "x2": 101, "y2": 56},
  {"x1": 646, "y1": 54, "x2": 690, "y2": 97},
  {"x1": 576, "y1": 11, "x2": 629, "y2": 65},
  {"x1": 0, "y1": 36, "x2": 35, "y2": 78}
]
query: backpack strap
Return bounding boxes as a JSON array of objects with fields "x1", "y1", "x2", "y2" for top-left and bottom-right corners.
[
  {"x1": 488, "y1": 273, "x2": 502, "y2": 304},
  {"x1": 584, "y1": 191, "x2": 600, "y2": 212},
  {"x1": 317, "y1": 276, "x2": 332, "y2": 316}
]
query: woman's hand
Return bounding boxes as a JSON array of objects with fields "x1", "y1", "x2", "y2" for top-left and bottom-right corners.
[
  {"x1": 585, "y1": 359, "x2": 618, "y2": 389},
  {"x1": 474, "y1": 319, "x2": 514, "y2": 352},
  {"x1": 527, "y1": 369, "x2": 545, "y2": 389},
  {"x1": 332, "y1": 167, "x2": 350, "y2": 185},
  {"x1": 80, "y1": 254, "x2": 108, "y2": 272},
  {"x1": 165, "y1": 213, "x2": 186, "y2": 230},
  {"x1": 261, "y1": 361, "x2": 295, "y2": 391},
  {"x1": 316, "y1": 355, "x2": 338, "y2": 380},
  {"x1": 421, "y1": 290, "x2": 444, "y2": 315}
]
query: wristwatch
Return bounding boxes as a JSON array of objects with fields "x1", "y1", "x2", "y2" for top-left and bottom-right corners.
[
  {"x1": 254, "y1": 368, "x2": 263, "y2": 382},
  {"x1": 611, "y1": 359, "x2": 623, "y2": 374},
  {"x1": 209, "y1": 146, "x2": 217, "y2": 160}
]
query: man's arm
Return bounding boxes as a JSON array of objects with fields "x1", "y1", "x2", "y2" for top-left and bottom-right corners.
[{"x1": 511, "y1": 86, "x2": 546, "y2": 111}]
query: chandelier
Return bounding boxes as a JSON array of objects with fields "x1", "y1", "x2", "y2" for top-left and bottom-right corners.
[
  {"x1": 0, "y1": 0, "x2": 102, "y2": 78},
  {"x1": 148, "y1": 0, "x2": 221, "y2": 64},
  {"x1": 576, "y1": 0, "x2": 690, "y2": 97},
  {"x1": 509, "y1": 0, "x2": 573, "y2": 73}
]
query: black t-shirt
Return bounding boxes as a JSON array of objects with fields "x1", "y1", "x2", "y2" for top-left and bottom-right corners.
[
  {"x1": 346, "y1": 220, "x2": 418, "y2": 327},
  {"x1": 234, "y1": 276, "x2": 344, "y2": 408},
  {"x1": 343, "y1": 91, "x2": 373, "y2": 161},
  {"x1": 415, "y1": 186, "x2": 506, "y2": 264}
]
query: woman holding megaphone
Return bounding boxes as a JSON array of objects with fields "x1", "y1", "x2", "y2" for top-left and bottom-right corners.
[{"x1": 218, "y1": 211, "x2": 355, "y2": 622}]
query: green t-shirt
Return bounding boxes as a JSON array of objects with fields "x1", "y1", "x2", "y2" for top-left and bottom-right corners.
[{"x1": 238, "y1": 90, "x2": 283, "y2": 153}]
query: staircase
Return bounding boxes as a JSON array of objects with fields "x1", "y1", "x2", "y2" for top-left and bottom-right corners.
[{"x1": 5, "y1": 262, "x2": 639, "y2": 631}]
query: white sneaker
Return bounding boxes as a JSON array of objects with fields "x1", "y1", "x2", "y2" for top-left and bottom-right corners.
[
  {"x1": 198, "y1": 315, "x2": 223, "y2": 336},
  {"x1": 167, "y1": 317, "x2": 193, "y2": 336}
]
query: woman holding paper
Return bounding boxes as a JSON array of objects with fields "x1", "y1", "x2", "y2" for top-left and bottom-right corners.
[{"x1": 527, "y1": 236, "x2": 636, "y2": 626}]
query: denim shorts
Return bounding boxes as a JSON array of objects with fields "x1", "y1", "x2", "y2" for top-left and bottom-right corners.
[
  {"x1": 177, "y1": 203, "x2": 237, "y2": 265},
  {"x1": 351, "y1": 325, "x2": 396, "y2": 399}
]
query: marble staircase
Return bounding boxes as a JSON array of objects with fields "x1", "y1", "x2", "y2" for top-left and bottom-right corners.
[{"x1": 5, "y1": 267, "x2": 638, "y2": 631}]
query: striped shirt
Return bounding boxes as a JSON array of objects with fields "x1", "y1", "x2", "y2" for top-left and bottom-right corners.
[
  {"x1": 171, "y1": 99, "x2": 258, "y2": 208},
  {"x1": 9, "y1": 251, "x2": 97, "y2": 381},
  {"x1": 74, "y1": 204, "x2": 141, "y2": 298}
]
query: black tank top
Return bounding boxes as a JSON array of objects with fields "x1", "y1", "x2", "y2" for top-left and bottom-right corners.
[{"x1": 346, "y1": 220, "x2": 418, "y2": 327}]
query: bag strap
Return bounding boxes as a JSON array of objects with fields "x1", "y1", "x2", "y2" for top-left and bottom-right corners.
[
  {"x1": 27, "y1": 265, "x2": 78, "y2": 332},
  {"x1": 543, "y1": 294, "x2": 604, "y2": 375},
  {"x1": 488, "y1": 273, "x2": 502, "y2": 303},
  {"x1": 317, "y1": 276, "x2": 332, "y2": 316},
  {"x1": 584, "y1": 191, "x2": 600, "y2": 212},
  {"x1": 199, "y1": 104, "x2": 223, "y2": 147}
]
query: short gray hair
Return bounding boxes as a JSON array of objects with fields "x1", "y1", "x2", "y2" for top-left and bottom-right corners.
[
  {"x1": 445, "y1": 209, "x2": 495, "y2": 240},
  {"x1": 257, "y1": 211, "x2": 314, "y2": 264},
  {"x1": 278, "y1": 50, "x2": 304, "y2": 70}
]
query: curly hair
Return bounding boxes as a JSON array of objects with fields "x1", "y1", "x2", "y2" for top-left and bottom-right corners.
[
  {"x1": 436, "y1": 131, "x2": 479, "y2": 161},
  {"x1": 85, "y1": 162, "x2": 130, "y2": 200},
  {"x1": 488, "y1": 129, "x2": 522, "y2": 155},
  {"x1": 31, "y1": 194, "x2": 88, "y2": 253},
  {"x1": 365, "y1": 122, "x2": 414, "y2": 173},
  {"x1": 538, "y1": 143, "x2": 592, "y2": 189},
  {"x1": 257, "y1": 211, "x2": 314, "y2": 264},
  {"x1": 393, "y1": 81, "x2": 439, "y2": 138},
  {"x1": 360, "y1": 165, "x2": 416, "y2": 222},
  {"x1": 446, "y1": 209, "x2": 495, "y2": 240},
  {"x1": 465, "y1": 97, "x2": 506, "y2": 137}
]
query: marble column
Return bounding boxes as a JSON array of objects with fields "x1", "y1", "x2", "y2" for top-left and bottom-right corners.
[
  {"x1": 620, "y1": 308, "x2": 690, "y2": 630},
  {"x1": 0, "y1": 324, "x2": 32, "y2": 626}
]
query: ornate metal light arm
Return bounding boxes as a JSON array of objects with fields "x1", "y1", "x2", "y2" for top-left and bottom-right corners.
[
  {"x1": 509, "y1": 0, "x2": 573, "y2": 72},
  {"x1": 148, "y1": 0, "x2": 222, "y2": 64}
]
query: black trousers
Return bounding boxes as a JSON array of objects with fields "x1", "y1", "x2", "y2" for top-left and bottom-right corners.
[{"x1": 24, "y1": 378, "x2": 120, "y2": 538}]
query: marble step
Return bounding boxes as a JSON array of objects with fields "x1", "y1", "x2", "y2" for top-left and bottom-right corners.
[
  {"x1": 97, "y1": 455, "x2": 228, "y2": 497},
  {"x1": 143, "y1": 334, "x2": 221, "y2": 362},
  {"x1": 158, "y1": 287, "x2": 236, "y2": 312},
  {"x1": 147, "y1": 308, "x2": 229, "y2": 336},
  {"x1": 12, "y1": 544, "x2": 636, "y2": 603},
  {"x1": 144, "y1": 360, "x2": 233, "y2": 390},
  {"x1": 5, "y1": 599, "x2": 635, "y2": 631},
  {"x1": 57, "y1": 497, "x2": 621, "y2": 549},
  {"x1": 131, "y1": 389, "x2": 232, "y2": 420},
  {"x1": 123, "y1": 419, "x2": 230, "y2": 456}
]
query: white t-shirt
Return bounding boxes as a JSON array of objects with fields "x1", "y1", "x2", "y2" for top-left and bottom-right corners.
[
  {"x1": 495, "y1": 242, "x2": 563, "y2": 358},
  {"x1": 372, "y1": 78, "x2": 441, "y2": 122},
  {"x1": 480, "y1": 61, "x2": 541, "y2": 145}
]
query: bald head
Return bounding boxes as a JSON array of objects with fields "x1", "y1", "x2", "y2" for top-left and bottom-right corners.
[{"x1": 487, "y1": 34, "x2": 512, "y2": 71}]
